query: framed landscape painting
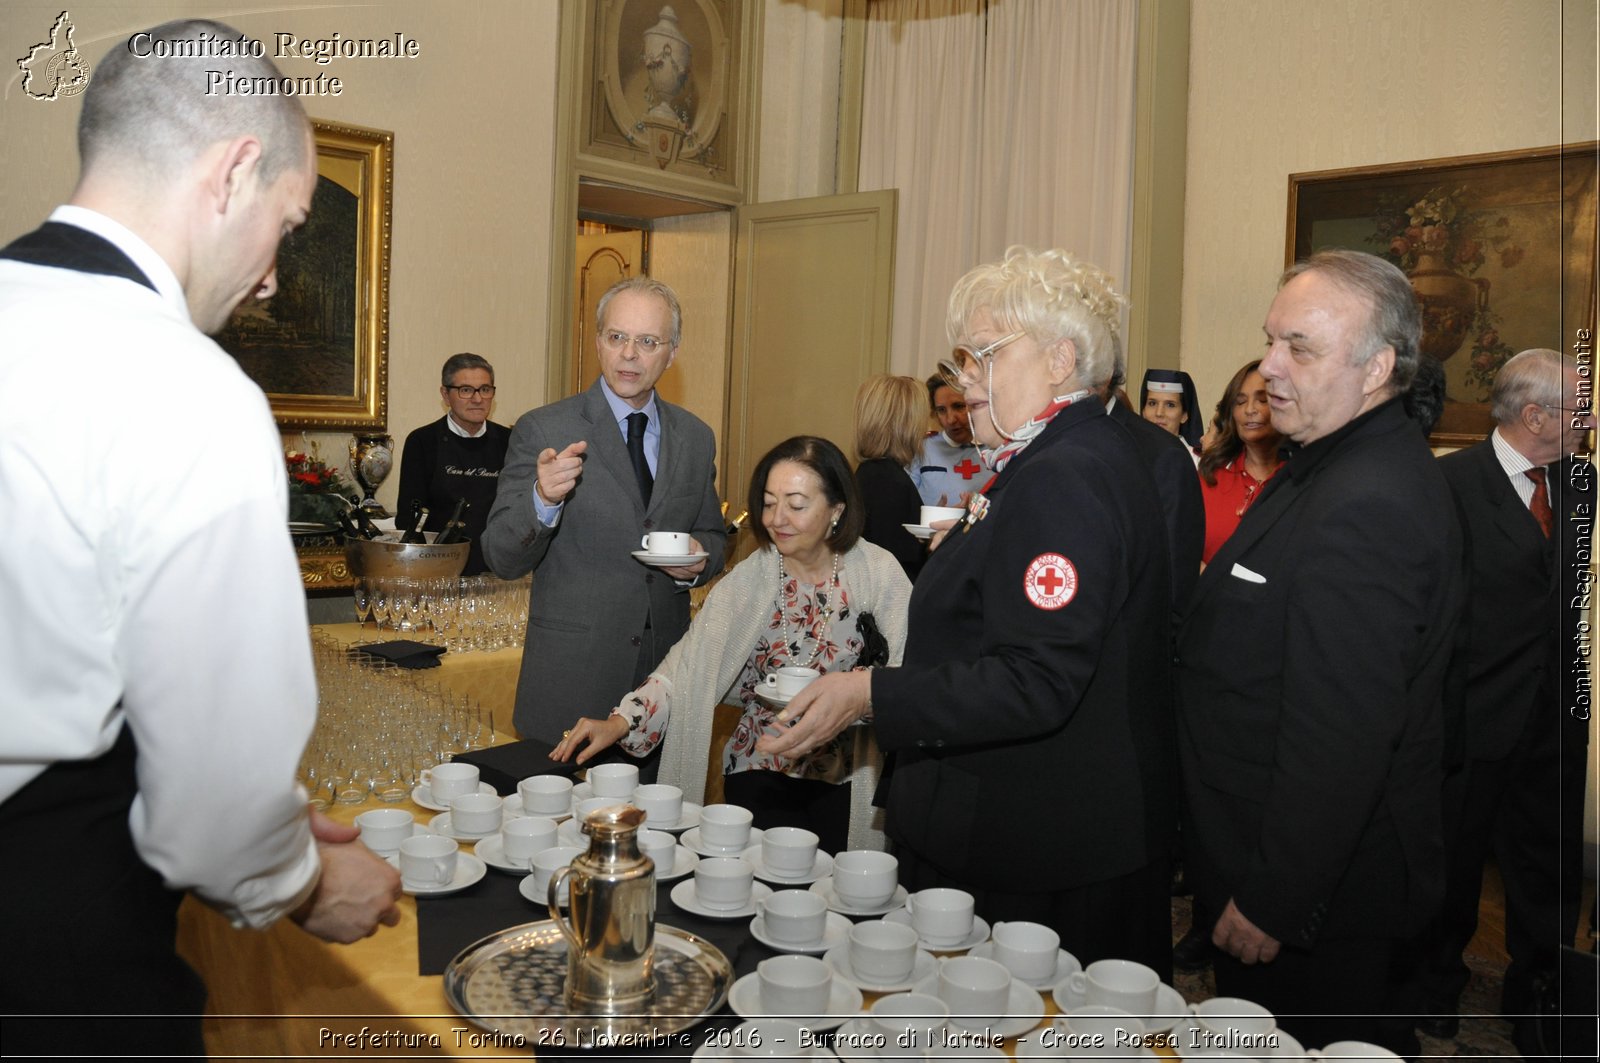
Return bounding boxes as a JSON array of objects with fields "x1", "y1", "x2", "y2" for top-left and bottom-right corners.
[
  {"x1": 1287, "y1": 142, "x2": 1597, "y2": 447},
  {"x1": 218, "y1": 119, "x2": 393, "y2": 430}
]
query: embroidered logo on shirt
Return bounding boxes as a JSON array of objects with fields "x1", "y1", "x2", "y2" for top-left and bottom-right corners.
[{"x1": 1024, "y1": 553, "x2": 1077, "y2": 610}]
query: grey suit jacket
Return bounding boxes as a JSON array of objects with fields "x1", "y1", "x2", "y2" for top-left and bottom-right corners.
[{"x1": 482, "y1": 380, "x2": 727, "y2": 742}]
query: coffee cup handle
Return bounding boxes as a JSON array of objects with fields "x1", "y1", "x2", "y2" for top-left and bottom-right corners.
[
  {"x1": 903, "y1": 895, "x2": 917, "y2": 916},
  {"x1": 432, "y1": 857, "x2": 453, "y2": 883},
  {"x1": 419, "y1": 768, "x2": 432, "y2": 787},
  {"x1": 641, "y1": 535, "x2": 652, "y2": 550},
  {"x1": 1065, "y1": 971, "x2": 1088, "y2": 997},
  {"x1": 763, "y1": 673, "x2": 779, "y2": 689}
]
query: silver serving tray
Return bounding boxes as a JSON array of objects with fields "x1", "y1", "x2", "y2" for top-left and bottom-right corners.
[{"x1": 443, "y1": 920, "x2": 733, "y2": 1048}]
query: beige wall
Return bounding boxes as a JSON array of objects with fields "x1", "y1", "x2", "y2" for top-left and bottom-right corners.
[
  {"x1": 1179, "y1": 0, "x2": 1597, "y2": 409},
  {"x1": 1, "y1": 0, "x2": 559, "y2": 512}
]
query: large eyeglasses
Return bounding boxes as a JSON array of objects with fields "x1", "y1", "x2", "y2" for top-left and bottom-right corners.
[
  {"x1": 938, "y1": 331, "x2": 1026, "y2": 387},
  {"x1": 445, "y1": 384, "x2": 496, "y2": 398},
  {"x1": 599, "y1": 329, "x2": 669, "y2": 355}
]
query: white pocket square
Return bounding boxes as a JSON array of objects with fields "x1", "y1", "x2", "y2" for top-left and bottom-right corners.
[{"x1": 1229, "y1": 563, "x2": 1267, "y2": 584}]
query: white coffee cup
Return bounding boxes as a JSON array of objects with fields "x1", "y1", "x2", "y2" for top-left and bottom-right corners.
[
  {"x1": 757, "y1": 954, "x2": 832, "y2": 1015},
  {"x1": 421, "y1": 762, "x2": 479, "y2": 802},
  {"x1": 1060, "y1": 1005, "x2": 1146, "y2": 1050},
  {"x1": 758, "y1": 889, "x2": 829, "y2": 946},
  {"x1": 870, "y1": 992, "x2": 949, "y2": 1058},
  {"x1": 587, "y1": 762, "x2": 639, "y2": 798},
  {"x1": 448, "y1": 791, "x2": 503, "y2": 835},
  {"x1": 989, "y1": 920, "x2": 1061, "y2": 982},
  {"x1": 574, "y1": 796, "x2": 624, "y2": 828},
  {"x1": 398, "y1": 834, "x2": 458, "y2": 888},
  {"x1": 517, "y1": 775, "x2": 574, "y2": 816},
  {"x1": 1064, "y1": 958, "x2": 1160, "y2": 1013},
  {"x1": 355, "y1": 808, "x2": 414, "y2": 854},
  {"x1": 694, "y1": 856, "x2": 755, "y2": 910},
  {"x1": 763, "y1": 666, "x2": 820, "y2": 698},
  {"x1": 761, "y1": 826, "x2": 819, "y2": 876},
  {"x1": 1310, "y1": 1043, "x2": 1403, "y2": 1061},
  {"x1": 935, "y1": 955, "x2": 1010, "y2": 1025},
  {"x1": 698, "y1": 803, "x2": 754, "y2": 850},
  {"x1": 729, "y1": 1019, "x2": 810, "y2": 1058},
  {"x1": 1188, "y1": 997, "x2": 1276, "y2": 1046},
  {"x1": 531, "y1": 845, "x2": 583, "y2": 904},
  {"x1": 848, "y1": 919, "x2": 920, "y2": 982},
  {"x1": 638, "y1": 828, "x2": 678, "y2": 869},
  {"x1": 830, "y1": 849, "x2": 898, "y2": 908},
  {"x1": 904, "y1": 887, "x2": 975, "y2": 946},
  {"x1": 920, "y1": 504, "x2": 965, "y2": 527},
  {"x1": 501, "y1": 816, "x2": 558, "y2": 867},
  {"x1": 634, "y1": 783, "x2": 683, "y2": 826},
  {"x1": 641, "y1": 531, "x2": 691, "y2": 554}
]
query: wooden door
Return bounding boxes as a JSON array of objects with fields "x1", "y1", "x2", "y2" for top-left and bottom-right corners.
[{"x1": 572, "y1": 230, "x2": 645, "y2": 396}]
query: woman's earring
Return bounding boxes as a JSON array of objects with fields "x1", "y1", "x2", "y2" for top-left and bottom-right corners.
[{"x1": 829, "y1": 516, "x2": 839, "y2": 535}]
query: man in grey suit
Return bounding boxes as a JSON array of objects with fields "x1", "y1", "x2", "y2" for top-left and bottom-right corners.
[{"x1": 483, "y1": 277, "x2": 727, "y2": 747}]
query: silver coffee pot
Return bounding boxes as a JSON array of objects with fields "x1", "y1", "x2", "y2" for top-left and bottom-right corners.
[{"x1": 548, "y1": 803, "x2": 657, "y2": 1012}]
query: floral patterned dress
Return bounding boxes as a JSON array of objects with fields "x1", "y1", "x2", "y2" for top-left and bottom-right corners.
[{"x1": 614, "y1": 574, "x2": 863, "y2": 784}]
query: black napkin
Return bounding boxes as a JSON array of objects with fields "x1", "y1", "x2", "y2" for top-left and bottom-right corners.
[
  {"x1": 415, "y1": 870, "x2": 535, "y2": 975},
  {"x1": 353, "y1": 639, "x2": 446, "y2": 669},
  {"x1": 452, "y1": 738, "x2": 635, "y2": 796}
]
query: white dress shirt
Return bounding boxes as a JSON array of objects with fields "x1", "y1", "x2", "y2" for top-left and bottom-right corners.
[{"x1": 0, "y1": 206, "x2": 321, "y2": 928}]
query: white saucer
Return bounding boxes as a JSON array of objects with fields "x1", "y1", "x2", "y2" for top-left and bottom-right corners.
[
  {"x1": 358, "y1": 821, "x2": 434, "y2": 857},
  {"x1": 809, "y1": 877, "x2": 909, "y2": 917},
  {"x1": 834, "y1": 1017, "x2": 1007, "y2": 1062},
  {"x1": 1051, "y1": 979, "x2": 1186, "y2": 1035},
  {"x1": 385, "y1": 852, "x2": 487, "y2": 896},
  {"x1": 412, "y1": 781, "x2": 497, "y2": 812},
  {"x1": 1271, "y1": 1029, "x2": 1306, "y2": 1060},
  {"x1": 728, "y1": 970, "x2": 862, "y2": 1031},
  {"x1": 517, "y1": 872, "x2": 569, "y2": 908},
  {"x1": 501, "y1": 794, "x2": 571, "y2": 822},
  {"x1": 474, "y1": 833, "x2": 540, "y2": 874},
  {"x1": 693, "y1": 1044, "x2": 836, "y2": 1061},
  {"x1": 557, "y1": 818, "x2": 588, "y2": 848},
  {"x1": 682, "y1": 825, "x2": 765, "y2": 858},
  {"x1": 823, "y1": 941, "x2": 940, "y2": 993},
  {"x1": 741, "y1": 846, "x2": 835, "y2": 885},
  {"x1": 642, "y1": 801, "x2": 703, "y2": 833},
  {"x1": 669, "y1": 878, "x2": 772, "y2": 919},
  {"x1": 569, "y1": 781, "x2": 595, "y2": 802},
  {"x1": 652, "y1": 846, "x2": 700, "y2": 883},
  {"x1": 912, "y1": 971, "x2": 1044, "y2": 1039},
  {"x1": 885, "y1": 908, "x2": 990, "y2": 953},
  {"x1": 632, "y1": 549, "x2": 710, "y2": 566},
  {"x1": 754, "y1": 686, "x2": 800, "y2": 709},
  {"x1": 749, "y1": 910, "x2": 853, "y2": 955},
  {"x1": 966, "y1": 941, "x2": 1082, "y2": 989},
  {"x1": 1014, "y1": 1023, "x2": 1156, "y2": 1060},
  {"x1": 427, "y1": 811, "x2": 502, "y2": 842},
  {"x1": 901, "y1": 523, "x2": 936, "y2": 540}
]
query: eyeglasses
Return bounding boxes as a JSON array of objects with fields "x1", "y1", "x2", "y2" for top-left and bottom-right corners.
[
  {"x1": 445, "y1": 384, "x2": 496, "y2": 398},
  {"x1": 599, "y1": 329, "x2": 670, "y2": 355},
  {"x1": 938, "y1": 331, "x2": 1026, "y2": 387}
]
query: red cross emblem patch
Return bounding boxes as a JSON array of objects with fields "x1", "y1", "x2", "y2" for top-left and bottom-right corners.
[{"x1": 1024, "y1": 553, "x2": 1077, "y2": 610}]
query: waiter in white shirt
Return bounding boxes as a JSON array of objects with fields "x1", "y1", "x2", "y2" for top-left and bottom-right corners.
[{"x1": 0, "y1": 20, "x2": 400, "y2": 1055}]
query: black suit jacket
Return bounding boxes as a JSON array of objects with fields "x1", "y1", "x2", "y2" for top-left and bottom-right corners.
[
  {"x1": 1176, "y1": 400, "x2": 1464, "y2": 947},
  {"x1": 872, "y1": 400, "x2": 1175, "y2": 890},
  {"x1": 1110, "y1": 399, "x2": 1204, "y2": 611}
]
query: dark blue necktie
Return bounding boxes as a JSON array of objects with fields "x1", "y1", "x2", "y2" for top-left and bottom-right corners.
[{"x1": 626, "y1": 412, "x2": 653, "y2": 505}]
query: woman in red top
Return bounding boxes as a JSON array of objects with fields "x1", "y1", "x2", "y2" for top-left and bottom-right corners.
[{"x1": 1197, "y1": 360, "x2": 1284, "y2": 564}]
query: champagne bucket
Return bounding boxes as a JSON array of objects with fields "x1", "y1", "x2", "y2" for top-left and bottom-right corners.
[
  {"x1": 549, "y1": 804, "x2": 657, "y2": 1012},
  {"x1": 345, "y1": 535, "x2": 469, "y2": 581}
]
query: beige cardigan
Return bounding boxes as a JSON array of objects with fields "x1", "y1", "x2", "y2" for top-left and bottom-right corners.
[{"x1": 646, "y1": 541, "x2": 911, "y2": 850}]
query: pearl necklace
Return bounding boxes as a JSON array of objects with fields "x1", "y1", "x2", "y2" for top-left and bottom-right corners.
[{"x1": 775, "y1": 552, "x2": 840, "y2": 671}]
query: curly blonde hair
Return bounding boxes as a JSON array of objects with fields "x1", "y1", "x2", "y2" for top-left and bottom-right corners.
[{"x1": 946, "y1": 246, "x2": 1128, "y2": 390}]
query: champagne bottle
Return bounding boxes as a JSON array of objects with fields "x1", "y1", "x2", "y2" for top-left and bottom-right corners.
[
  {"x1": 351, "y1": 506, "x2": 383, "y2": 540},
  {"x1": 433, "y1": 499, "x2": 469, "y2": 545},
  {"x1": 334, "y1": 509, "x2": 363, "y2": 540},
  {"x1": 400, "y1": 506, "x2": 430, "y2": 544}
]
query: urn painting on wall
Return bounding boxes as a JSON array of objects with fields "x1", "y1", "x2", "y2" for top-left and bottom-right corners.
[{"x1": 1287, "y1": 142, "x2": 1597, "y2": 446}]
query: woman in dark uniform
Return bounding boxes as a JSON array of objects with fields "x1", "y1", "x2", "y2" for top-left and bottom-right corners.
[{"x1": 759, "y1": 246, "x2": 1178, "y2": 977}]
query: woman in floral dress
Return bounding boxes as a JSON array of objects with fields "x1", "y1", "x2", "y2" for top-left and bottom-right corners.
[{"x1": 552, "y1": 436, "x2": 911, "y2": 851}]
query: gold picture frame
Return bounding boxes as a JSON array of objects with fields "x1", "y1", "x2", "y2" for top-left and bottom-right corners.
[
  {"x1": 218, "y1": 119, "x2": 393, "y2": 429},
  {"x1": 1287, "y1": 142, "x2": 1598, "y2": 447}
]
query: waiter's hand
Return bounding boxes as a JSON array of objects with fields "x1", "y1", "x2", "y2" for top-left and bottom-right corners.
[
  {"x1": 552, "y1": 715, "x2": 630, "y2": 764},
  {"x1": 292, "y1": 809, "x2": 403, "y2": 944},
  {"x1": 535, "y1": 441, "x2": 587, "y2": 505},
  {"x1": 756, "y1": 670, "x2": 873, "y2": 759},
  {"x1": 659, "y1": 535, "x2": 709, "y2": 580},
  {"x1": 1211, "y1": 898, "x2": 1280, "y2": 965}
]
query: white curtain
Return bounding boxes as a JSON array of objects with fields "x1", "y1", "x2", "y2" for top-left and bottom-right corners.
[{"x1": 859, "y1": 0, "x2": 1138, "y2": 377}]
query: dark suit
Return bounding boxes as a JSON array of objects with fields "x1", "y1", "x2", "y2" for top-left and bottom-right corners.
[
  {"x1": 1177, "y1": 400, "x2": 1463, "y2": 1049},
  {"x1": 482, "y1": 380, "x2": 726, "y2": 743},
  {"x1": 872, "y1": 399, "x2": 1176, "y2": 974},
  {"x1": 1110, "y1": 398, "x2": 1204, "y2": 610},
  {"x1": 1419, "y1": 438, "x2": 1592, "y2": 1016}
]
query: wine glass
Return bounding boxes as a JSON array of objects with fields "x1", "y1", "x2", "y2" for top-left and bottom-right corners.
[
  {"x1": 370, "y1": 580, "x2": 392, "y2": 633},
  {"x1": 352, "y1": 576, "x2": 373, "y2": 630}
]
